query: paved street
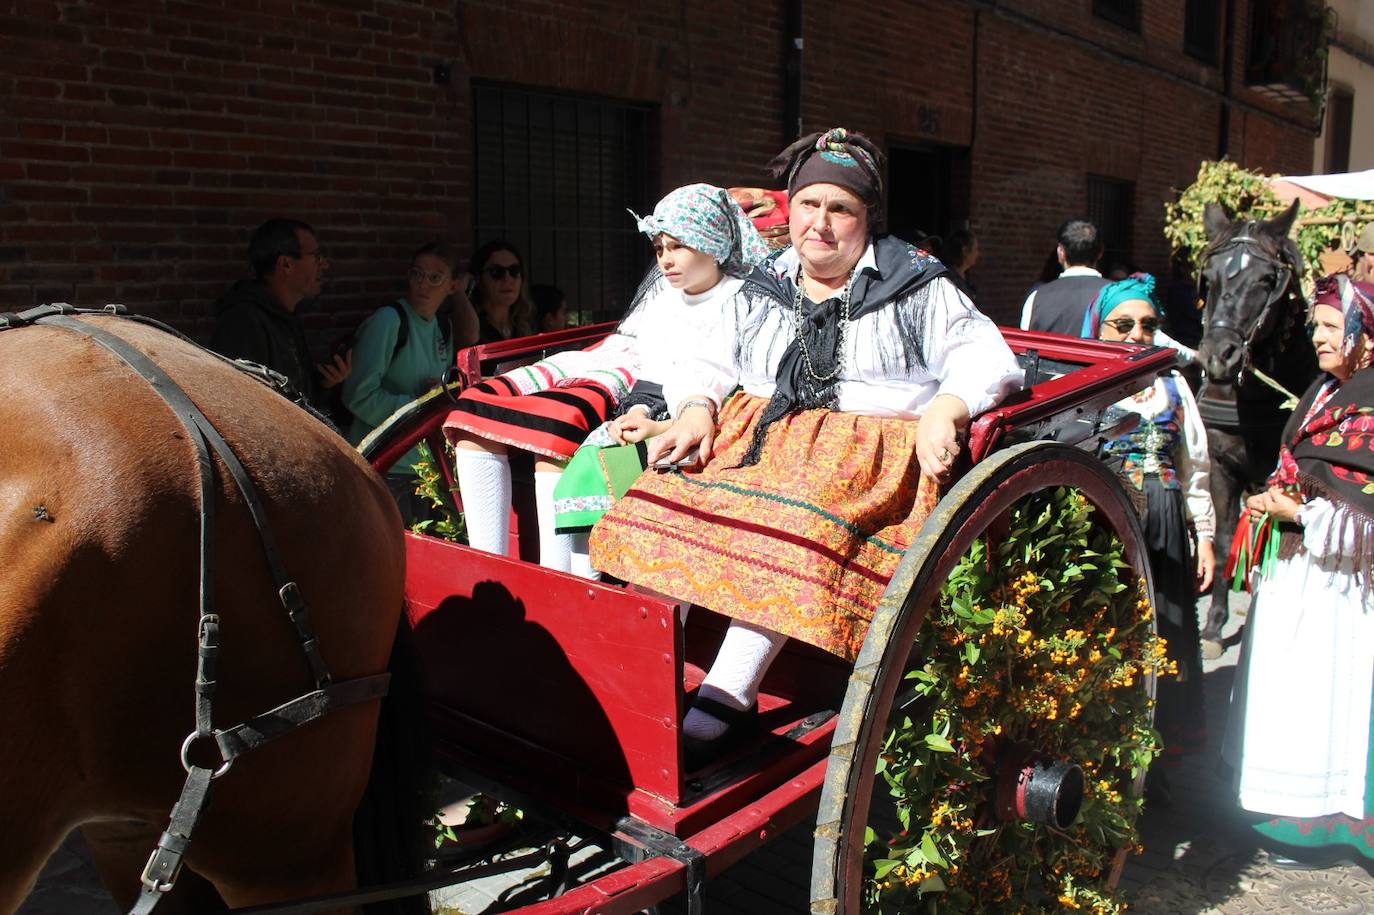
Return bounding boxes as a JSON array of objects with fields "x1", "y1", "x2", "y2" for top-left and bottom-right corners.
[{"x1": 22, "y1": 593, "x2": 1374, "y2": 914}]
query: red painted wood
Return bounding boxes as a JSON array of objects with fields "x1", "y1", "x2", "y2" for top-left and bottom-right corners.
[{"x1": 405, "y1": 533, "x2": 686, "y2": 804}]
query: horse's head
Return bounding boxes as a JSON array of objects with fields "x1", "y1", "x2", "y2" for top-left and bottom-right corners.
[{"x1": 1197, "y1": 200, "x2": 1303, "y2": 387}]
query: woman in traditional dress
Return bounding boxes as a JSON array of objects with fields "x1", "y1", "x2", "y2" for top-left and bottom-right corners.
[
  {"x1": 1083, "y1": 274, "x2": 1216, "y2": 802},
  {"x1": 444, "y1": 184, "x2": 767, "y2": 575},
  {"x1": 589, "y1": 128, "x2": 1024, "y2": 765},
  {"x1": 1228, "y1": 274, "x2": 1374, "y2": 866}
]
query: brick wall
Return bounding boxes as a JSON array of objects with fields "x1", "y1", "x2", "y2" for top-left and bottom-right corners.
[{"x1": 0, "y1": 0, "x2": 1320, "y2": 341}]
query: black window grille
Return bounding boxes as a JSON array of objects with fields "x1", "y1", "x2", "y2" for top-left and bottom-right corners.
[
  {"x1": 473, "y1": 85, "x2": 655, "y2": 326},
  {"x1": 1093, "y1": 0, "x2": 1140, "y2": 32},
  {"x1": 1087, "y1": 175, "x2": 1135, "y2": 271},
  {"x1": 1184, "y1": 0, "x2": 1220, "y2": 64}
]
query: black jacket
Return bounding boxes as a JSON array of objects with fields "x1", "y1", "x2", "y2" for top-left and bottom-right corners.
[{"x1": 210, "y1": 279, "x2": 320, "y2": 405}]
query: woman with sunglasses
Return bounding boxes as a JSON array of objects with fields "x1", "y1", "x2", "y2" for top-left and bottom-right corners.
[
  {"x1": 342, "y1": 241, "x2": 469, "y2": 517},
  {"x1": 1085, "y1": 273, "x2": 1216, "y2": 803},
  {"x1": 471, "y1": 239, "x2": 534, "y2": 343},
  {"x1": 1226, "y1": 275, "x2": 1374, "y2": 869}
]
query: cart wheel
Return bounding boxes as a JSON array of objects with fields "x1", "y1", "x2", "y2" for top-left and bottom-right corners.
[{"x1": 811, "y1": 441, "x2": 1163, "y2": 914}]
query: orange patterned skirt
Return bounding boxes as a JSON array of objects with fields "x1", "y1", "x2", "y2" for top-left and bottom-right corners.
[{"x1": 589, "y1": 393, "x2": 939, "y2": 661}]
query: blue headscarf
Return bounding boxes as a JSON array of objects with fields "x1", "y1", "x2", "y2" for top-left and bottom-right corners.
[
  {"x1": 628, "y1": 183, "x2": 770, "y2": 277},
  {"x1": 1081, "y1": 273, "x2": 1159, "y2": 338}
]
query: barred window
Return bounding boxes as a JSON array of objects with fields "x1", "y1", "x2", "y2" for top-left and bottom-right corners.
[
  {"x1": 1087, "y1": 175, "x2": 1135, "y2": 271},
  {"x1": 473, "y1": 85, "x2": 655, "y2": 325}
]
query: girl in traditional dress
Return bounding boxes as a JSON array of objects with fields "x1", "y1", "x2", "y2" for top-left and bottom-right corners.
[
  {"x1": 443, "y1": 184, "x2": 768, "y2": 574},
  {"x1": 590, "y1": 128, "x2": 1024, "y2": 766},
  {"x1": 1227, "y1": 274, "x2": 1374, "y2": 866},
  {"x1": 1083, "y1": 274, "x2": 1216, "y2": 802}
]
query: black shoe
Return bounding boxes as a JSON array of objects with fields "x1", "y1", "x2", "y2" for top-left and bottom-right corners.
[{"x1": 682, "y1": 696, "x2": 757, "y2": 771}]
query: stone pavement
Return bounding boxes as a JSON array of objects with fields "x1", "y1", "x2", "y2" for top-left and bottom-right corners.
[{"x1": 22, "y1": 594, "x2": 1374, "y2": 914}]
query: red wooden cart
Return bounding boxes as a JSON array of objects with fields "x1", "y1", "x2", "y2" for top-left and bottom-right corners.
[{"x1": 358, "y1": 324, "x2": 1175, "y2": 914}]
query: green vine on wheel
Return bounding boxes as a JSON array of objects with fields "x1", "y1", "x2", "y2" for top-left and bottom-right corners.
[{"x1": 865, "y1": 487, "x2": 1171, "y2": 914}]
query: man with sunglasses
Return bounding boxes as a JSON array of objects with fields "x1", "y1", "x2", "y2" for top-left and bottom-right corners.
[{"x1": 211, "y1": 218, "x2": 352, "y2": 408}]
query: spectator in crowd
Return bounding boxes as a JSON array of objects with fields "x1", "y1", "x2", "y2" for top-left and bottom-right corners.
[
  {"x1": 471, "y1": 240, "x2": 533, "y2": 343},
  {"x1": 1084, "y1": 273, "x2": 1216, "y2": 805},
  {"x1": 531, "y1": 283, "x2": 570, "y2": 333},
  {"x1": 210, "y1": 218, "x2": 350, "y2": 406},
  {"x1": 1019, "y1": 218, "x2": 1109, "y2": 334},
  {"x1": 1105, "y1": 260, "x2": 1140, "y2": 282},
  {"x1": 1226, "y1": 274, "x2": 1374, "y2": 868},
  {"x1": 941, "y1": 227, "x2": 979, "y2": 302},
  {"x1": 1354, "y1": 223, "x2": 1374, "y2": 284},
  {"x1": 342, "y1": 242, "x2": 466, "y2": 519}
]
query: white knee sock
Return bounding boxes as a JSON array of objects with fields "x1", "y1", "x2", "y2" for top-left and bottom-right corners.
[
  {"x1": 454, "y1": 449, "x2": 511, "y2": 556},
  {"x1": 568, "y1": 532, "x2": 600, "y2": 580},
  {"x1": 684, "y1": 620, "x2": 788, "y2": 740},
  {"x1": 535, "y1": 470, "x2": 572, "y2": 573}
]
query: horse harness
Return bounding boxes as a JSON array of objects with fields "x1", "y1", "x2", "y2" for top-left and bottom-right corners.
[
  {"x1": 0, "y1": 304, "x2": 392, "y2": 915},
  {"x1": 1204, "y1": 232, "x2": 1298, "y2": 393}
]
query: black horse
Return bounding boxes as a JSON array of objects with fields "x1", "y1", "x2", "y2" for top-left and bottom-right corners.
[{"x1": 1195, "y1": 200, "x2": 1318, "y2": 654}]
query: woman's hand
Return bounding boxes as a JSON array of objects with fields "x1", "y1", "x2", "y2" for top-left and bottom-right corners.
[
  {"x1": 915, "y1": 394, "x2": 970, "y2": 483},
  {"x1": 1195, "y1": 538, "x2": 1216, "y2": 593},
  {"x1": 611, "y1": 412, "x2": 673, "y2": 444},
  {"x1": 1246, "y1": 487, "x2": 1302, "y2": 524},
  {"x1": 646, "y1": 403, "x2": 716, "y2": 466}
]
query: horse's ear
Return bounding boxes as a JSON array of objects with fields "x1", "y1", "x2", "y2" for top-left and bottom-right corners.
[
  {"x1": 1262, "y1": 199, "x2": 1301, "y2": 240},
  {"x1": 1202, "y1": 202, "x2": 1232, "y2": 241}
]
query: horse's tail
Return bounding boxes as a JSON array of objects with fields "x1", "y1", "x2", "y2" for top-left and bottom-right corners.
[{"x1": 353, "y1": 608, "x2": 435, "y2": 914}]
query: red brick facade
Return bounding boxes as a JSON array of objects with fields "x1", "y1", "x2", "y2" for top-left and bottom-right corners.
[{"x1": 0, "y1": 0, "x2": 1319, "y2": 338}]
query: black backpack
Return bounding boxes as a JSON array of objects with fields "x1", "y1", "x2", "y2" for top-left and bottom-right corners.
[{"x1": 327, "y1": 300, "x2": 451, "y2": 430}]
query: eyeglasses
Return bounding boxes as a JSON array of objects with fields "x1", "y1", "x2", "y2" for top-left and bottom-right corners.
[
  {"x1": 408, "y1": 266, "x2": 450, "y2": 288},
  {"x1": 1102, "y1": 317, "x2": 1159, "y2": 334},
  {"x1": 484, "y1": 264, "x2": 522, "y2": 280},
  {"x1": 296, "y1": 249, "x2": 326, "y2": 262}
]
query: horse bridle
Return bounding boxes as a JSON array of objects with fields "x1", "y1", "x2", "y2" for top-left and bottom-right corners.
[
  {"x1": 1203, "y1": 232, "x2": 1295, "y2": 387},
  {"x1": 0, "y1": 304, "x2": 392, "y2": 915}
]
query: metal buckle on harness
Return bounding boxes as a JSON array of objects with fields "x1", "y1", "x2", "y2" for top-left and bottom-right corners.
[
  {"x1": 139, "y1": 847, "x2": 181, "y2": 893},
  {"x1": 278, "y1": 581, "x2": 305, "y2": 619}
]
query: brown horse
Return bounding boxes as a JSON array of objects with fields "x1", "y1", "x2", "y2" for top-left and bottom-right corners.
[{"x1": 0, "y1": 313, "x2": 409, "y2": 914}]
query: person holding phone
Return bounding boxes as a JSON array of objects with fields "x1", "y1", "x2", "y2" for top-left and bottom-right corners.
[
  {"x1": 590, "y1": 129, "x2": 1024, "y2": 766},
  {"x1": 444, "y1": 185, "x2": 769, "y2": 577}
]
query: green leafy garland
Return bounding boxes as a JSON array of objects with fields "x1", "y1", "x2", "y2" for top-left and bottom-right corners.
[
  {"x1": 1163, "y1": 159, "x2": 1374, "y2": 294},
  {"x1": 865, "y1": 487, "x2": 1171, "y2": 914}
]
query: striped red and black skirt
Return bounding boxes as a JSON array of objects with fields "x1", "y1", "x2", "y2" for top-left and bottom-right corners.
[{"x1": 442, "y1": 375, "x2": 622, "y2": 461}]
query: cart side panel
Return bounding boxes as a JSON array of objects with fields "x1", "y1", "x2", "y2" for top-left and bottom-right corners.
[{"x1": 404, "y1": 533, "x2": 686, "y2": 805}]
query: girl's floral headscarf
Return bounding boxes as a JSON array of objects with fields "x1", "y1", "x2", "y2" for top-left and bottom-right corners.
[
  {"x1": 1081, "y1": 272, "x2": 1158, "y2": 338},
  {"x1": 629, "y1": 183, "x2": 769, "y2": 277}
]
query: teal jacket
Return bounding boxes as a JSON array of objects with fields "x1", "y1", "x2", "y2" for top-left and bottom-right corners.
[{"x1": 343, "y1": 298, "x2": 454, "y2": 474}]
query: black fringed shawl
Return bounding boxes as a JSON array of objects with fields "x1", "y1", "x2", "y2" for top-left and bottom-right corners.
[
  {"x1": 736, "y1": 236, "x2": 950, "y2": 466},
  {"x1": 1270, "y1": 367, "x2": 1374, "y2": 577}
]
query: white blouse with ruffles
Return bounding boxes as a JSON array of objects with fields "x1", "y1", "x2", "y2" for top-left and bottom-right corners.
[{"x1": 663, "y1": 242, "x2": 1025, "y2": 420}]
